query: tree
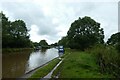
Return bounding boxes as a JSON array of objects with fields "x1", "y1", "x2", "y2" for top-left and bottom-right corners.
[
  {"x1": 67, "y1": 16, "x2": 104, "y2": 50},
  {"x1": 2, "y1": 12, "x2": 32, "y2": 48},
  {"x1": 2, "y1": 12, "x2": 12, "y2": 48},
  {"x1": 10, "y1": 20, "x2": 30, "y2": 48},
  {"x1": 58, "y1": 36, "x2": 68, "y2": 47},
  {"x1": 50, "y1": 43, "x2": 58, "y2": 47},
  {"x1": 39, "y1": 40, "x2": 48, "y2": 47},
  {"x1": 33, "y1": 42, "x2": 39, "y2": 47},
  {"x1": 107, "y1": 32, "x2": 120, "y2": 52}
]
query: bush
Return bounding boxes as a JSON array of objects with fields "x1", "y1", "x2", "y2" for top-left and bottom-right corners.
[{"x1": 86, "y1": 44, "x2": 120, "y2": 77}]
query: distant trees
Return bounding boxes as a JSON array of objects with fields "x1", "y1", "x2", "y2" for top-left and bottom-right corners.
[
  {"x1": 107, "y1": 32, "x2": 120, "y2": 52},
  {"x1": 39, "y1": 40, "x2": 49, "y2": 48},
  {"x1": 58, "y1": 16, "x2": 104, "y2": 50},
  {"x1": 2, "y1": 12, "x2": 32, "y2": 48},
  {"x1": 32, "y1": 40, "x2": 49, "y2": 49},
  {"x1": 58, "y1": 36, "x2": 68, "y2": 47},
  {"x1": 50, "y1": 43, "x2": 58, "y2": 47},
  {"x1": 33, "y1": 42, "x2": 39, "y2": 48},
  {"x1": 39, "y1": 40, "x2": 48, "y2": 46}
]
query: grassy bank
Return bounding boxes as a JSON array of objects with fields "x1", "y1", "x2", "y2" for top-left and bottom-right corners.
[
  {"x1": 2, "y1": 48, "x2": 34, "y2": 53},
  {"x1": 28, "y1": 58, "x2": 60, "y2": 79},
  {"x1": 86, "y1": 44, "x2": 120, "y2": 77},
  {"x1": 52, "y1": 49, "x2": 113, "y2": 78}
]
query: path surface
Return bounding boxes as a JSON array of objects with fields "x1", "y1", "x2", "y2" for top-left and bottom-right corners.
[
  {"x1": 44, "y1": 58, "x2": 63, "y2": 78},
  {"x1": 20, "y1": 53, "x2": 69, "y2": 79},
  {"x1": 43, "y1": 53, "x2": 71, "y2": 78}
]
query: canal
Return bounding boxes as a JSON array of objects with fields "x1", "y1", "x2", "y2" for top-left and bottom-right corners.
[{"x1": 2, "y1": 48, "x2": 59, "y2": 78}]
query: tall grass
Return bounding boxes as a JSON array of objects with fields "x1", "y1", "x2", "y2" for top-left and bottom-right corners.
[{"x1": 85, "y1": 44, "x2": 120, "y2": 78}]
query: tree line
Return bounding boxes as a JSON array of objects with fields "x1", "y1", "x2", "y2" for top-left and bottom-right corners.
[
  {"x1": 33, "y1": 40, "x2": 50, "y2": 48},
  {"x1": 2, "y1": 12, "x2": 33, "y2": 48},
  {"x1": 2, "y1": 12, "x2": 120, "y2": 52},
  {"x1": 2, "y1": 11, "x2": 119, "y2": 77},
  {"x1": 57, "y1": 16, "x2": 120, "y2": 77},
  {"x1": 58, "y1": 16, "x2": 120, "y2": 53},
  {"x1": 1, "y1": 12, "x2": 50, "y2": 48}
]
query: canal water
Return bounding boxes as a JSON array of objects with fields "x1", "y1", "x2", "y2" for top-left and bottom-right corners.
[{"x1": 2, "y1": 48, "x2": 59, "y2": 78}]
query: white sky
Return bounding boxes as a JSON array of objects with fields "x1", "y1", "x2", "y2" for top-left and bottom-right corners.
[{"x1": 0, "y1": 0, "x2": 119, "y2": 44}]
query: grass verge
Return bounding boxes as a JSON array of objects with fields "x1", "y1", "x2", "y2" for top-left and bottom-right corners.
[
  {"x1": 28, "y1": 58, "x2": 60, "y2": 80},
  {"x1": 85, "y1": 44, "x2": 120, "y2": 77},
  {"x1": 2, "y1": 48, "x2": 34, "y2": 53},
  {"x1": 52, "y1": 49, "x2": 113, "y2": 78}
]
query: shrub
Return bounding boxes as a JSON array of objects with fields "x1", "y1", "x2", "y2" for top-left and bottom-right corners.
[{"x1": 86, "y1": 44, "x2": 120, "y2": 77}]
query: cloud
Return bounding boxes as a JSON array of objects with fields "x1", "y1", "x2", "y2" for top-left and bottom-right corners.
[
  {"x1": 1, "y1": 2, "x2": 45, "y2": 27},
  {"x1": 0, "y1": 0, "x2": 119, "y2": 44},
  {"x1": 119, "y1": 1, "x2": 120, "y2": 32}
]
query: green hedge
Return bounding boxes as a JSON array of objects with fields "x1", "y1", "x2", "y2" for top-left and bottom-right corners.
[{"x1": 86, "y1": 44, "x2": 120, "y2": 77}]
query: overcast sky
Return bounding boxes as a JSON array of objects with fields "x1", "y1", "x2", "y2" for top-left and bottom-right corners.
[{"x1": 0, "y1": 0, "x2": 119, "y2": 44}]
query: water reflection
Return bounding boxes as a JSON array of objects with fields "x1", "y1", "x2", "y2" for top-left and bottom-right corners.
[
  {"x1": 2, "y1": 48, "x2": 58, "y2": 78},
  {"x1": 40, "y1": 48, "x2": 47, "y2": 53},
  {"x1": 26, "y1": 48, "x2": 58, "y2": 73},
  {"x1": 2, "y1": 51, "x2": 31, "y2": 78}
]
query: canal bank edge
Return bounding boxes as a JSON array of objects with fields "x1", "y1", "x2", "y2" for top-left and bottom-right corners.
[
  {"x1": 20, "y1": 57, "x2": 60, "y2": 78},
  {"x1": 27, "y1": 58, "x2": 60, "y2": 79},
  {"x1": 2, "y1": 48, "x2": 34, "y2": 53},
  {"x1": 27, "y1": 49, "x2": 68, "y2": 79}
]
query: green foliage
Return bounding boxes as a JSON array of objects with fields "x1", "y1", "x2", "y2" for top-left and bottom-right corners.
[
  {"x1": 107, "y1": 32, "x2": 120, "y2": 53},
  {"x1": 33, "y1": 42, "x2": 39, "y2": 48},
  {"x1": 2, "y1": 12, "x2": 32, "y2": 48},
  {"x1": 58, "y1": 36, "x2": 68, "y2": 47},
  {"x1": 52, "y1": 49, "x2": 113, "y2": 78},
  {"x1": 58, "y1": 16, "x2": 104, "y2": 50},
  {"x1": 2, "y1": 12, "x2": 11, "y2": 48},
  {"x1": 67, "y1": 16, "x2": 104, "y2": 50},
  {"x1": 2, "y1": 48, "x2": 33, "y2": 53},
  {"x1": 39, "y1": 40, "x2": 49, "y2": 48},
  {"x1": 86, "y1": 44, "x2": 120, "y2": 77},
  {"x1": 50, "y1": 43, "x2": 58, "y2": 47}
]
